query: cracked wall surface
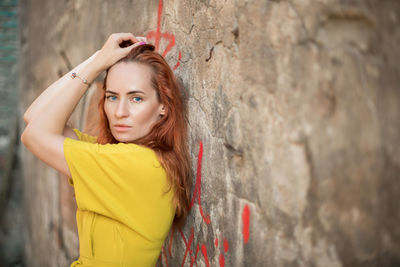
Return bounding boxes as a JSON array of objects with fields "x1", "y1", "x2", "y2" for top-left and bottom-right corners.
[
  {"x1": 18, "y1": 0, "x2": 400, "y2": 266},
  {"x1": 0, "y1": 1, "x2": 24, "y2": 266}
]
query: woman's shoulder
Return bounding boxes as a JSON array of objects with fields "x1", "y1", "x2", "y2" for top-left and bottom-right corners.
[
  {"x1": 71, "y1": 129, "x2": 151, "y2": 149},
  {"x1": 66, "y1": 129, "x2": 161, "y2": 168},
  {"x1": 64, "y1": 136, "x2": 164, "y2": 174},
  {"x1": 66, "y1": 130, "x2": 156, "y2": 156}
]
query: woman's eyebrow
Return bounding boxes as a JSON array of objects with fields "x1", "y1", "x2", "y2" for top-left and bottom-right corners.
[{"x1": 105, "y1": 90, "x2": 146, "y2": 95}]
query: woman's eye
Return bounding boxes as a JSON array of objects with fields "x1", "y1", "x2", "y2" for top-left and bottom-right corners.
[
  {"x1": 132, "y1": 96, "x2": 143, "y2": 103},
  {"x1": 106, "y1": 95, "x2": 117, "y2": 101}
]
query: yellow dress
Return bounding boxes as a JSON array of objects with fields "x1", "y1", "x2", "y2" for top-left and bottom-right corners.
[{"x1": 64, "y1": 128, "x2": 175, "y2": 267}]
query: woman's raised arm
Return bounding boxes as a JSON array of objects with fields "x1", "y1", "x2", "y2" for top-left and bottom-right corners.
[
  {"x1": 21, "y1": 49, "x2": 104, "y2": 177},
  {"x1": 20, "y1": 33, "x2": 144, "y2": 177},
  {"x1": 23, "y1": 51, "x2": 100, "y2": 124}
]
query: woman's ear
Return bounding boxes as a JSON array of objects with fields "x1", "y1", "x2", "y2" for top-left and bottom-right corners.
[{"x1": 160, "y1": 104, "x2": 166, "y2": 116}]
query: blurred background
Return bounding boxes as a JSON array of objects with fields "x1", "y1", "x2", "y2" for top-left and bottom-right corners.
[{"x1": 0, "y1": 0, "x2": 399, "y2": 266}]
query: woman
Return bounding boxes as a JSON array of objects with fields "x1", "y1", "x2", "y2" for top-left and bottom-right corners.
[{"x1": 21, "y1": 32, "x2": 192, "y2": 266}]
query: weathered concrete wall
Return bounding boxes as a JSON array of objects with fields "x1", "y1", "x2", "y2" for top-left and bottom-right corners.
[
  {"x1": 0, "y1": 0, "x2": 25, "y2": 266},
  {"x1": 18, "y1": 0, "x2": 400, "y2": 266}
]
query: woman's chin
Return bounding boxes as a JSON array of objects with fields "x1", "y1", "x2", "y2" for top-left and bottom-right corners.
[{"x1": 112, "y1": 132, "x2": 136, "y2": 143}]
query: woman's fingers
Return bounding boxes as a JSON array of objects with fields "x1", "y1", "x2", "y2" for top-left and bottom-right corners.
[
  {"x1": 110, "y1": 33, "x2": 147, "y2": 47},
  {"x1": 121, "y1": 39, "x2": 146, "y2": 54},
  {"x1": 112, "y1": 32, "x2": 138, "y2": 45},
  {"x1": 96, "y1": 33, "x2": 147, "y2": 70},
  {"x1": 136, "y1": 36, "x2": 147, "y2": 43}
]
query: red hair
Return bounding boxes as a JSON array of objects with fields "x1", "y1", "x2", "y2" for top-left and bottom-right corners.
[{"x1": 96, "y1": 42, "x2": 192, "y2": 231}]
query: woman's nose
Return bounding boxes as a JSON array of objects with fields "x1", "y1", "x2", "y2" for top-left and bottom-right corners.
[{"x1": 115, "y1": 100, "x2": 129, "y2": 118}]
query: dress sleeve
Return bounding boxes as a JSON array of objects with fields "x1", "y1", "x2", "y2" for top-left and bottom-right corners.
[
  {"x1": 66, "y1": 128, "x2": 97, "y2": 186},
  {"x1": 72, "y1": 128, "x2": 98, "y2": 143},
  {"x1": 63, "y1": 134, "x2": 175, "y2": 233}
]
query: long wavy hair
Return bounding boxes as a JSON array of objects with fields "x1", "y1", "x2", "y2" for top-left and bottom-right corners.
[{"x1": 95, "y1": 41, "x2": 192, "y2": 231}]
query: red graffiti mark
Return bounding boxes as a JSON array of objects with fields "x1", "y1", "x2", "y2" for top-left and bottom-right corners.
[
  {"x1": 168, "y1": 227, "x2": 174, "y2": 257},
  {"x1": 173, "y1": 51, "x2": 182, "y2": 70},
  {"x1": 158, "y1": 144, "x2": 251, "y2": 267},
  {"x1": 223, "y1": 239, "x2": 229, "y2": 253},
  {"x1": 217, "y1": 238, "x2": 229, "y2": 267},
  {"x1": 156, "y1": 256, "x2": 160, "y2": 267},
  {"x1": 158, "y1": 136, "x2": 250, "y2": 267},
  {"x1": 219, "y1": 253, "x2": 225, "y2": 267},
  {"x1": 159, "y1": 141, "x2": 209, "y2": 266},
  {"x1": 242, "y1": 204, "x2": 250, "y2": 244},
  {"x1": 155, "y1": 0, "x2": 163, "y2": 49},
  {"x1": 193, "y1": 244, "x2": 201, "y2": 266},
  {"x1": 145, "y1": 0, "x2": 182, "y2": 70},
  {"x1": 159, "y1": 142, "x2": 251, "y2": 266},
  {"x1": 201, "y1": 244, "x2": 210, "y2": 267},
  {"x1": 189, "y1": 140, "x2": 211, "y2": 224},
  {"x1": 180, "y1": 227, "x2": 195, "y2": 267},
  {"x1": 161, "y1": 246, "x2": 169, "y2": 267}
]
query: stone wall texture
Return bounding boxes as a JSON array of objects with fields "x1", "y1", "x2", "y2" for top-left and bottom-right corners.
[
  {"x1": 0, "y1": 0, "x2": 25, "y2": 266},
  {"x1": 14, "y1": 0, "x2": 400, "y2": 266}
]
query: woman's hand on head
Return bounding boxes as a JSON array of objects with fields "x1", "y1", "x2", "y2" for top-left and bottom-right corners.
[{"x1": 93, "y1": 33, "x2": 146, "y2": 71}]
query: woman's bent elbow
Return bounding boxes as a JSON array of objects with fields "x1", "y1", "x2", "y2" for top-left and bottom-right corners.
[
  {"x1": 20, "y1": 131, "x2": 27, "y2": 145},
  {"x1": 21, "y1": 129, "x2": 32, "y2": 146},
  {"x1": 23, "y1": 114, "x2": 29, "y2": 125}
]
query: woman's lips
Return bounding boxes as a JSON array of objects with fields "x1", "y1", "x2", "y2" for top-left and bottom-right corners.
[{"x1": 114, "y1": 125, "x2": 131, "y2": 132}]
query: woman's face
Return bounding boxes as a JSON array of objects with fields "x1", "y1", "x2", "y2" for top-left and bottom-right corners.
[{"x1": 104, "y1": 61, "x2": 164, "y2": 143}]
